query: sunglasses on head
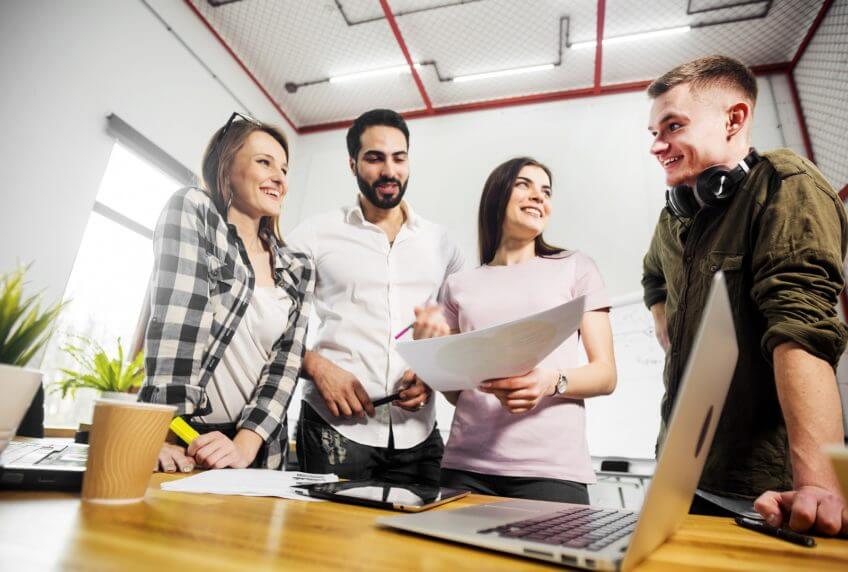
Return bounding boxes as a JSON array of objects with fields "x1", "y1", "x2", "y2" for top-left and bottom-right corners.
[{"x1": 211, "y1": 111, "x2": 261, "y2": 157}]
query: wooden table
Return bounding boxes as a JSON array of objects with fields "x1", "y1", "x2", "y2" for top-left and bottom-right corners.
[{"x1": 1, "y1": 473, "x2": 846, "y2": 571}]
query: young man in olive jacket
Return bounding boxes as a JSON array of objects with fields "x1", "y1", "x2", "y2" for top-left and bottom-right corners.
[{"x1": 642, "y1": 55, "x2": 847, "y2": 536}]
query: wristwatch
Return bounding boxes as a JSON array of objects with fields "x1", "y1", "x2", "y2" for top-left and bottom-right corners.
[{"x1": 552, "y1": 370, "x2": 568, "y2": 396}]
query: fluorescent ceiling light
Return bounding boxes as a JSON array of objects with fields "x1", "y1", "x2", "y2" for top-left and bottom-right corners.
[
  {"x1": 452, "y1": 63, "x2": 555, "y2": 83},
  {"x1": 571, "y1": 26, "x2": 691, "y2": 50},
  {"x1": 329, "y1": 63, "x2": 421, "y2": 84}
]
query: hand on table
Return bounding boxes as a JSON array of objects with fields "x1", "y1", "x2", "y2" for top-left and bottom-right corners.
[{"x1": 754, "y1": 485, "x2": 848, "y2": 536}]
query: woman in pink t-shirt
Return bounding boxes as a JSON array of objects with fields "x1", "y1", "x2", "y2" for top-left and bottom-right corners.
[{"x1": 414, "y1": 157, "x2": 617, "y2": 503}]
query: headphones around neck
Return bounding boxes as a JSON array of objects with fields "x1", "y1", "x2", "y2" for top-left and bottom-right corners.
[{"x1": 665, "y1": 148, "x2": 762, "y2": 220}]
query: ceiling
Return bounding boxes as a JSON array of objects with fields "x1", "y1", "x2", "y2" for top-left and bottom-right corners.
[{"x1": 187, "y1": 0, "x2": 827, "y2": 132}]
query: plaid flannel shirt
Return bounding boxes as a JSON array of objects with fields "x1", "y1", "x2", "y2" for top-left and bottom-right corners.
[{"x1": 138, "y1": 187, "x2": 314, "y2": 469}]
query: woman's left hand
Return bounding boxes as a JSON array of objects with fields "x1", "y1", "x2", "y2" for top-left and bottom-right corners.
[
  {"x1": 479, "y1": 368, "x2": 557, "y2": 414},
  {"x1": 187, "y1": 431, "x2": 252, "y2": 469}
]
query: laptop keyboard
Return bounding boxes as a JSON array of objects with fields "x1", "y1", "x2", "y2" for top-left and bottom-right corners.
[
  {"x1": 479, "y1": 506, "x2": 639, "y2": 552},
  {"x1": 1, "y1": 441, "x2": 50, "y2": 464}
]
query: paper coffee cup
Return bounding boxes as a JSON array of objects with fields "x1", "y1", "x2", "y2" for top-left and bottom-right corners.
[
  {"x1": 827, "y1": 445, "x2": 848, "y2": 502},
  {"x1": 82, "y1": 399, "x2": 175, "y2": 504}
]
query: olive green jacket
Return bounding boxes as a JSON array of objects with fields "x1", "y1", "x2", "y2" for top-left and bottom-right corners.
[{"x1": 642, "y1": 149, "x2": 848, "y2": 499}]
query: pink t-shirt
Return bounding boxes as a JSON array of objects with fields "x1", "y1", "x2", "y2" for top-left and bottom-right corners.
[{"x1": 440, "y1": 251, "x2": 610, "y2": 483}]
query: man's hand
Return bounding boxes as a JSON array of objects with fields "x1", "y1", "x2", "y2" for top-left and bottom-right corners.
[
  {"x1": 412, "y1": 305, "x2": 451, "y2": 340},
  {"x1": 187, "y1": 432, "x2": 251, "y2": 469},
  {"x1": 394, "y1": 370, "x2": 432, "y2": 411},
  {"x1": 650, "y1": 302, "x2": 670, "y2": 352},
  {"x1": 156, "y1": 442, "x2": 195, "y2": 473},
  {"x1": 754, "y1": 485, "x2": 848, "y2": 536},
  {"x1": 479, "y1": 368, "x2": 557, "y2": 414},
  {"x1": 310, "y1": 355, "x2": 375, "y2": 418}
]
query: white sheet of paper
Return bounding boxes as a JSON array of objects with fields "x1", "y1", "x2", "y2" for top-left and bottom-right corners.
[
  {"x1": 395, "y1": 296, "x2": 586, "y2": 391},
  {"x1": 160, "y1": 469, "x2": 338, "y2": 502}
]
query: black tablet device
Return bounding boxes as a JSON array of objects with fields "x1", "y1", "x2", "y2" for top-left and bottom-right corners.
[{"x1": 295, "y1": 479, "x2": 469, "y2": 512}]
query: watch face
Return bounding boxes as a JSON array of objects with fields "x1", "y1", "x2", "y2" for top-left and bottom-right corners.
[{"x1": 556, "y1": 374, "x2": 567, "y2": 394}]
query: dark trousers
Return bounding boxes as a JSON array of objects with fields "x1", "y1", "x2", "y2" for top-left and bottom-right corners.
[
  {"x1": 440, "y1": 467, "x2": 590, "y2": 504},
  {"x1": 296, "y1": 403, "x2": 444, "y2": 487}
]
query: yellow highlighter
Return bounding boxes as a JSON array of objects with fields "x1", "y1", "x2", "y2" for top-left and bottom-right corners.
[{"x1": 170, "y1": 416, "x2": 199, "y2": 446}]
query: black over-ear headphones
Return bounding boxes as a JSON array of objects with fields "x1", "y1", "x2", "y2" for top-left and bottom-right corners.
[{"x1": 665, "y1": 148, "x2": 762, "y2": 220}]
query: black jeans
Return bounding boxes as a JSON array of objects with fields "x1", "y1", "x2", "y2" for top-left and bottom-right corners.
[
  {"x1": 440, "y1": 467, "x2": 590, "y2": 504},
  {"x1": 296, "y1": 403, "x2": 444, "y2": 487}
]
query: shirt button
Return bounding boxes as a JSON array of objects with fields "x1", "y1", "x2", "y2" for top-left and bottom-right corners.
[
  {"x1": 685, "y1": 255, "x2": 693, "y2": 264},
  {"x1": 709, "y1": 265, "x2": 718, "y2": 272}
]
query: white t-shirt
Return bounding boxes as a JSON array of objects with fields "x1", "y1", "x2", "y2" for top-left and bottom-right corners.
[
  {"x1": 440, "y1": 252, "x2": 610, "y2": 483},
  {"x1": 200, "y1": 287, "x2": 292, "y2": 424}
]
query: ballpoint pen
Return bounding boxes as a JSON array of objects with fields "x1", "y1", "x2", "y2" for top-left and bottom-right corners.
[{"x1": 734, "y1": 516, "x2": 816, "y2": 548}]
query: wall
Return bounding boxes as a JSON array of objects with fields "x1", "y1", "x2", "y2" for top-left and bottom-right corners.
[
  {"x1": 286, "y1": 76, "x2": 788, "y2": 299},
  {"x1": 284, "y1": 76, "x2": 790, "y2": 455},
  {"x1": 0, "y1": 0, "x2": 303, "y2": 308},
  {"x1": 793, "y1": 0, "x2": 848, "y2": 193}
]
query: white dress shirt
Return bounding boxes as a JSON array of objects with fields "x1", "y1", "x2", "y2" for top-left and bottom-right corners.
[{"x1": 287, "y1": 199, "x2": 464, "y2": 448}]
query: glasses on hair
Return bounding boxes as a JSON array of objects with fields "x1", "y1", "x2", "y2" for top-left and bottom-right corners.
[{"x1": 210, "y1": 111, "x2": 261, "y2": 157}]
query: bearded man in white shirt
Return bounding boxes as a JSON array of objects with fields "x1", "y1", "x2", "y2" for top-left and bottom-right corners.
[{"x1": 287, "y1": 109, "x2": 464, "y2": 486}]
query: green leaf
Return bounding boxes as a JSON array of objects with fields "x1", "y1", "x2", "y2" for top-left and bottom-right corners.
[{"x1": 0, "y1": 266, "x2": 64, "y2": 366}]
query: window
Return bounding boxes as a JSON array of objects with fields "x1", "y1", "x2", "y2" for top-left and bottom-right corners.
[{"x1": 41, "y1": 118, "x2": 193, "y2": 427}]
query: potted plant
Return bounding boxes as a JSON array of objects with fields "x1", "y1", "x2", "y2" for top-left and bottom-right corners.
[
  {"x1": 53, "y1": 336, "x2": 145, "y2": 404},
  {"x1": 0, "y1": 266, "x2": 65, "y2": 445}
]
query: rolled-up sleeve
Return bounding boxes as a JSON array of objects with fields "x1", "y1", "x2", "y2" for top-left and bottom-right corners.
[
  {"x1": 642, "y1": 211, "x2": 668, "y2": 310},
  {"x1": 751, "y1": 172, "x2": 848, "y2": 366}
]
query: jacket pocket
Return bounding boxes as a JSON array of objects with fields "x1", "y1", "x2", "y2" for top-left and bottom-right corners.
[
  {"x1": 701, "y1": 252, "x2": 743, "y2": 276},
  {"x1": 207, "y1": 254, "x2": 236, "y2": 295}
]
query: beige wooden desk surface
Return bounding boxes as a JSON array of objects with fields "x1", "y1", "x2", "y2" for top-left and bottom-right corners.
[{"x1": 1, "y1": 472, "x2": 846, "y2": 571}]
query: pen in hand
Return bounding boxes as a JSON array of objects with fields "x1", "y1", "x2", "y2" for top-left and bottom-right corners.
[
  {"x1": 734, "y1": 516, "x2": 816, "y2": 548},
  {"x1": 394, "y1": 293, "x2": 439, "y2": 340}
]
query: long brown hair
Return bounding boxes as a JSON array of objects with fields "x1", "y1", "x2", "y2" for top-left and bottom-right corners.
[
  {"x1": 201, "y1": 116, "x2": 290, "y2": 241},
  {"x1": 478, "y1": 157, "x2": 565, "y2": 265}
]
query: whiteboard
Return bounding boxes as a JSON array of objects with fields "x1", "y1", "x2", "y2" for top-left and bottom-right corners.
[{"x1": 585, "y1": 292, "x2": 666, "y2": 459}]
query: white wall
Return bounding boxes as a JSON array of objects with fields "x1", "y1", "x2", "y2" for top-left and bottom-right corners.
[
  {"x1": 0, "y1": 0, "x2": 302, "y2": 308},
  {"x1": 286, "y1": 76, "x2": 787, "y2": 299},
  {"x1": 285, "y1": 76, "x2": 790, "y2": 456}
]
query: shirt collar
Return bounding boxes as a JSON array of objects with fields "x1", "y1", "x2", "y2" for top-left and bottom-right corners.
[{"x1": 345, "y1": 196, "x2": 421, "y2": 231}]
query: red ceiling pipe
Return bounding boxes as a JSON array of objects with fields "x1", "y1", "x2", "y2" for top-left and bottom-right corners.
[
  {"x1": 182, "y1": 0, "x2": 299, "y2": 133},
  {"x1": 379, "y1": 0, "x2": 434, "y2": 113},
  {"x1": 593, "y1": 0, "x2": 606, "y2": 95},
  {"x1": 790, "y1": 0, "x2": 835, "y2": 71},
  {"x1": 786, "y1": 71, "x2": 816, "y2": 163},
  {"x1": 298, "y1": 64, "x2": 788, "y2": 134}
]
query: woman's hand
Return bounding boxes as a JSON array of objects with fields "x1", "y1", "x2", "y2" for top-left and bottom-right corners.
[
  {"x1": 156, "y1": 442, "x2": 196, "y2": 473},
  {"x1": 479, "y1": 368, "x2": 557, "y2": 414},
  {"x1": 412, "y1": 305, "x2": 451, "y2": 340},
  {"x1": 187, "y1": 431, "x2": 252, "y2": 469}
]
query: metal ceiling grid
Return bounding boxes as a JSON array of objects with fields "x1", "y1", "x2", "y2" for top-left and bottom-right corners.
[
  {"x1": 794, "y1": 0, "x2": 848, "y2": 191},
  {"x1": 394, "y1": 0, "x2": 599, "y2": 107},
  {"x1": 187, "y1": 0, "x2": 832, "y2": 131},
  {"x1": 602, "y1": 0, "x2": 824, "y2": 84},
  {"x1": 189, "y1": 0, "x2": 425, "y2": 125}
]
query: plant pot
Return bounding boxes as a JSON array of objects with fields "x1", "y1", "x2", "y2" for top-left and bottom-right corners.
[{"x1": 0, "y1": 363, "x2": 43, "y2": 448}]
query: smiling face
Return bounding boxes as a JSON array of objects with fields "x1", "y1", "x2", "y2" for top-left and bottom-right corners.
[
  {"x1": 648, "y1": 83, "x2": 743, "y2": 188},
  {"x1": 228, "y1": 130, "x2": 289, "y2": 218},
  {"x1": 351, "y1": 125, "x2": 409, "y2": 210},
  {"x1": 501, "y1": 165, "x2": 552, "y2": 242}
]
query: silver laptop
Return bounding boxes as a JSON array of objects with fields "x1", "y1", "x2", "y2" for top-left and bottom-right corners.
[
  {"x1": 0, "y1": 368, "x2": 87, "y2": 489},
  {"x1": 378, "y1": 271, "x2": 739, "y2": 571}
]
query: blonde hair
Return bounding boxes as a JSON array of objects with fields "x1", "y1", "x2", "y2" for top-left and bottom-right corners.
[{"x1": 201, "y1": 117, "x2": 290, "y2": 242}]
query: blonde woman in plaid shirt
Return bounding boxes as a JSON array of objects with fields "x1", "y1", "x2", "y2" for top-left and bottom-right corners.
[{"x1": 139, "y1": 113, "x2": 314, "y2": 472}]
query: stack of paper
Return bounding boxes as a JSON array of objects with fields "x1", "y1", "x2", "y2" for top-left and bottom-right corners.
[
  {"x1": 160, "y1": 469, "x2": 338, "y2": 502},
  {"x1": 396, "y1": 296, "x2": 586, "y2": 391}
]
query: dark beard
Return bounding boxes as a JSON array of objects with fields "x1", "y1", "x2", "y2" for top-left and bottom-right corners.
[{"x1": 357, "y1": 173, "x2": 408, "y2": 210}]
